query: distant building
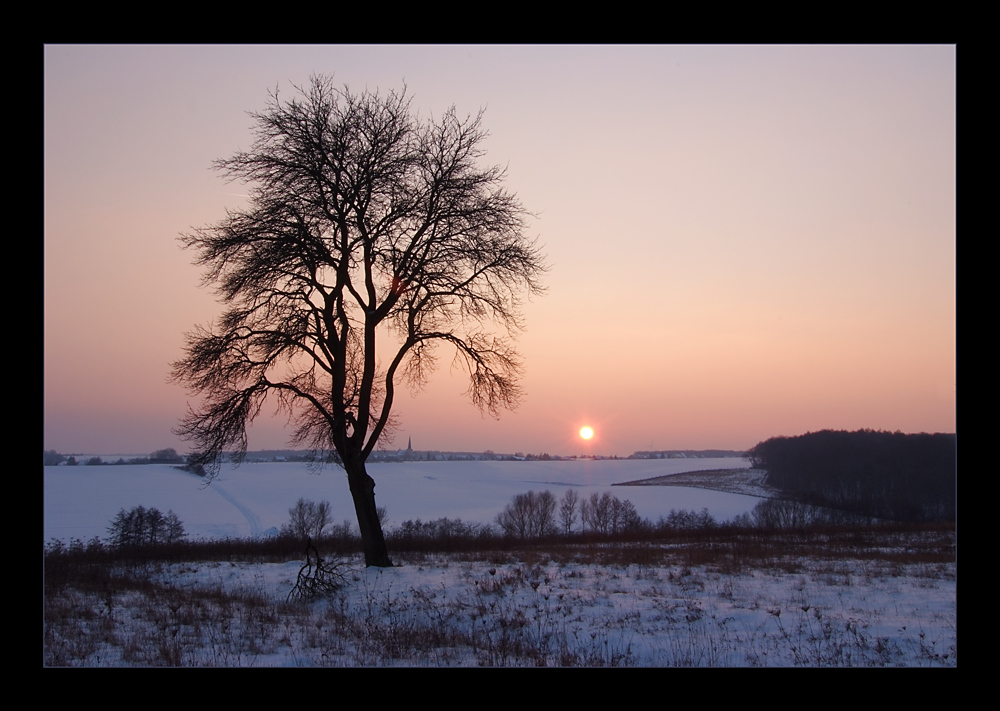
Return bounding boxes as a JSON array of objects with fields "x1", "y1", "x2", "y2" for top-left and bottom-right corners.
[{"x1": 396, "y1": 436, "x2": 415, "y2": 460}]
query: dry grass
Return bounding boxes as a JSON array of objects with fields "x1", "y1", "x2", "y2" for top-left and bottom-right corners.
[{"x1": 44, "y1": 521, "x2": 955, "y2": 667}]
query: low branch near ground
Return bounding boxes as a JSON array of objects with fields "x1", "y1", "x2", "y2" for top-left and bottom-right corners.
[{"x1": 287, "y1": 538, "x2": 347, "y2": 602}]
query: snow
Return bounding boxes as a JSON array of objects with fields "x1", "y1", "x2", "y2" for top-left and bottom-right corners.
[
  {"x1": 44, "y1": 458, "x2": 757, "y2": 543},
  {"x1": 47, "y1": 548, "x2": 956, "y2": 667},
  {"x1": 44, "y1": 457, "x2": 956, "y2": 666}
]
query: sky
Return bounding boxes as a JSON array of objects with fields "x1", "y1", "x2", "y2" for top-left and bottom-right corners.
[{"x1": 44, "y1": 45, "x2": 956, "y2": 457}]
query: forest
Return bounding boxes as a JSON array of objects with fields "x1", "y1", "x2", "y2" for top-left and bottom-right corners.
[{"x1": 747, "y1": 430, "x2": 955, "y2": 521}]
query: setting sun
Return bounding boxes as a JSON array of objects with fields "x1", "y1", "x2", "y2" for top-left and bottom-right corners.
[{"x1": 579, "y1": 426, "x2": 594, "y2": 440}]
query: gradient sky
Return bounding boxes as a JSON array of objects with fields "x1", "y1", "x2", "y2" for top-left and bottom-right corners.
[{"x1": 44, "y1": 45, "x2": 956, "y2": 457}]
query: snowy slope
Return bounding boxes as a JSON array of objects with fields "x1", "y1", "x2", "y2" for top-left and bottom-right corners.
[{"x1": 44, "y1": 458, "x2": 755, "y2": 542}]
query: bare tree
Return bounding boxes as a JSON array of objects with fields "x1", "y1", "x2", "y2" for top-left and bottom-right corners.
[
  {"x1": 581, "y1": 492, "x2": 642, "y2": 535},
  {"x1": 609, "y1": 496, "x2": 643, "y2": 534},
  {"x1": 107, "y1": 506, "x2": 186, "y2": 547},
  {"x1": 282, "y1": 498, "x2": 332, "y2": 540},
  {"x1": 171, "y1": 76, "x2": 546, "y2": 567},
  {"x1": 496, "y1": 490, "x2": 557, "y2": 539},
  {"x1": 559, "y1": 489, "x2": 579, "y2": 534},
  {"x1": 580, "y1": 492, "x2": 610, "y2": 534}
]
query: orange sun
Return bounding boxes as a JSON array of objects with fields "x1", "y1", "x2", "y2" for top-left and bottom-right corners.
[{"x1": 579, "y1": 426, "x2": 594, "y2": 440}]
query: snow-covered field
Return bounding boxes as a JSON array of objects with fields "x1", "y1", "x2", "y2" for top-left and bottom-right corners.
[
  {"x1": 44, "y1": 458, "x2": 757, "y2": 543},
  {"x1": 44, "y1": 458, "x2": 956, "y2": 667},
  {"x1": 45, "y1": 542, "x2": 956, "y2": 667}
]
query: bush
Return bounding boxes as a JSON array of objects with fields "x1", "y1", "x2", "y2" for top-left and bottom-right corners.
[
  {"x1": 747, "y1": 498, "x2": 868, "y2": 530},
  {"x1": 389, "y1": 518, "x2": 495, "y2": 550},
  {"x1": 107, "y1": 506, "x2": 186, "y2": 547},
  {"x1": 655, "y1": 507, "x2": 716, "y2": 532}
]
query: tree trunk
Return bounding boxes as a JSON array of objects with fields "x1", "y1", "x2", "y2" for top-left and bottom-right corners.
[{"x1": 345, "y1": 459, "x2": 392, "y2": 567}]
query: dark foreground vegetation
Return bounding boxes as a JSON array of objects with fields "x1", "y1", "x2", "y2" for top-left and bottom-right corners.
[
  {"x1": 44, "y1": 515, "x2": 956, "y2": 586},
  {"x1": 44, "y1": 514, "x2": 955, "y2": 667},
  {"x1": 748, "y1": 430, "x2": 956, "y2": 522},
  {"x1": 44, "y1": 480, "x2": 957, "y2": 667},
  {"x1": 45, "y1": 491, "x2": 955, "y2": 596}
]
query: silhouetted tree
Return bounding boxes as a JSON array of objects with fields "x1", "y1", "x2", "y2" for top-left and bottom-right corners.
[
  {"x1": 581, "y1": 492, "x2": 613, "y2": 534},
  {"x1": 559, "y1": 489, "x2": 579, "y2": 534},
  {"x1": 171, "y1": 76, "x2": 546, "y2": 566},
  {"x1": 282, "y1": 498, "x2": 332, "y2": 540},
  {"x1": 107, "y1": 506, "x2": 186, "y2": 547},
  {"x1": 580, "y1": 492, "x2": 644, "y2": 535},
  {"x1": 496, "y1": 490, "x2": 557, "y2": 539}
]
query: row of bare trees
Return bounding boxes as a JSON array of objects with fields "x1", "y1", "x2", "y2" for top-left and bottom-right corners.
[
  {"x1": 495, "y1": 490, "x2": 643, "y2": 540},
  {"x1": 106, "y1": 506, "x2": 186, "y2": 548}
]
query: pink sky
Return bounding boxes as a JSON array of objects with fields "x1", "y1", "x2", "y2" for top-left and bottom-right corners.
[{"x1": 44, "y1": 45, "x2": 955, "y2": 456}]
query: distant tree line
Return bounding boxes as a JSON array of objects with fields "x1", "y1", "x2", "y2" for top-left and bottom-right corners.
[
  {"x1": 44, "y1": 448, "x2": 185, "y2": 466},
  {"x1": 747, "y1": 430, "x2": 955, "y2": 521},
  {"x1": 628, "y1": 449, "x2": 746, "y2": 460},
  {"x1": 46, "y1": 446, "x2": 747, "y2": 467}
]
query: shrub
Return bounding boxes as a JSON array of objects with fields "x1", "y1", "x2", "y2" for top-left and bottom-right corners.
[
  {"x1": 389, "y1": 518, "x2": 495, "y2": 551},
  {"x1": 748, "y1": 498, "x2": 867, "y2": 529},
  {"x1": 656, "y1": 507, "x2": 716, "y2": 532}
]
